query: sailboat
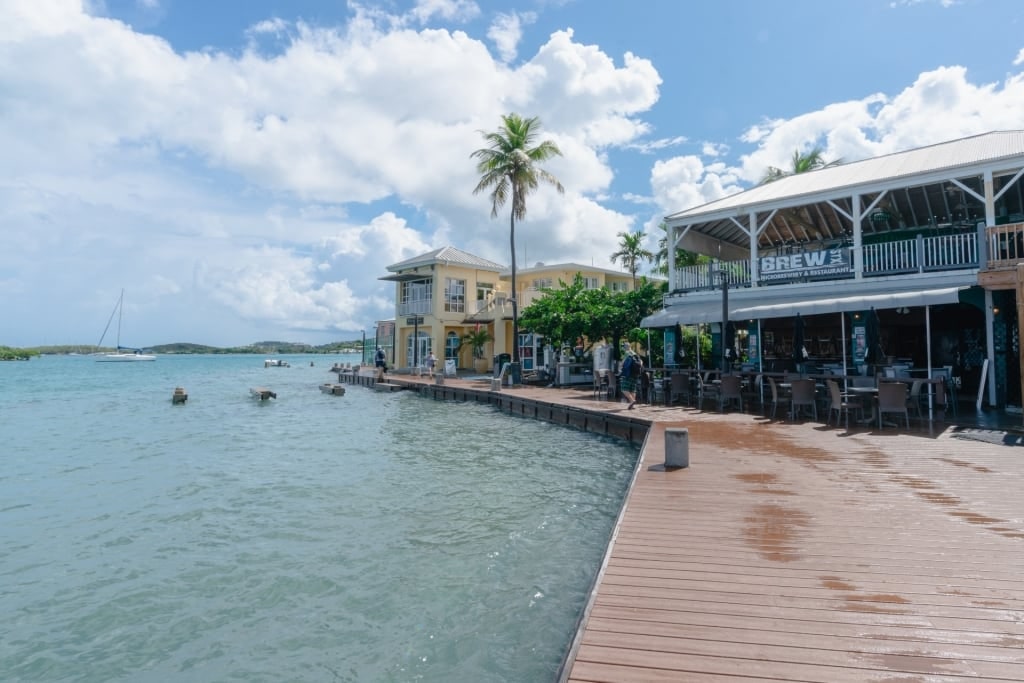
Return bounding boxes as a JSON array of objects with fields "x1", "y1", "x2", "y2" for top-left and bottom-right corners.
[{"x1": 96, "y1": 289, "x2": 156, "y2": 362}]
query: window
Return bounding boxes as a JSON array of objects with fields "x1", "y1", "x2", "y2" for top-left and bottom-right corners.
[
  {"x1": 609, "y1": 281, "x2": 629, "y2": 292},
  {"x1": 532, "y1": 278, "x2": 553, "y2": 289},
  {"x1": 400, "y1": 279, "x2": 432, "y2": 315},
  {"x1": 582, "y1": 277, "x2": 600, "y2": 290},
  {"x1": 445, "y1": 278, "x2": 466, "y2": 313}
]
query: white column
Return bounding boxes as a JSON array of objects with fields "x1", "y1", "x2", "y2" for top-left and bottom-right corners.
[
  {"x1": 668, "y1": 223, "x2": 677, "y2": 291},
  {"x1": 749, "y1": 210, "x2": 759, "y2": 288},
  {"x1": 852, "y1": 193, "x2": 863, "y2": 279}
]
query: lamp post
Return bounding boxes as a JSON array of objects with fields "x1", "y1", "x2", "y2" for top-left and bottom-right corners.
[{"x1": 713, "y1": 266, "x2": 730, "y2": 372}]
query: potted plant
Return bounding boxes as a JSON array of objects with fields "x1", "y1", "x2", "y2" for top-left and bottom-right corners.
[{"x1": 460, "y1": 329, "x2": 494, "y2": 373}]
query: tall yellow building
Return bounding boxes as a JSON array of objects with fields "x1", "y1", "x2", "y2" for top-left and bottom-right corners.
[{"x1": 378, "y1": 246, "x2": 641, "y2": 375}]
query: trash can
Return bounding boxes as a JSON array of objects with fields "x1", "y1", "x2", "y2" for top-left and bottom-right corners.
[
  {"x1": 508, "y1": 361, "x2": 521, "y2": 386},
  {"x1": 493, "y1": 353, "x2": 511, "y2": 376}
]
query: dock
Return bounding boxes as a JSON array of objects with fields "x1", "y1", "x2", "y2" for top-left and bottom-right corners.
[
  {"x1": 332, "y1": 370, "x2": 1024, "y2": 681},
  {"x1": 249, "y1": 387, "x2": 277, "y2": 401},
  {"x1": 319, "y1": 383, "x2": 346, "y2": 396}
]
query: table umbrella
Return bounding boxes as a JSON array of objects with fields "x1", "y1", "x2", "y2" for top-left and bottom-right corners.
[
  {"x1": 864, "y1": 307, "x2": 882, "y2": 365},
  {"x1": 724, "y1": 320, "x2": 737, "y2": 365},
  {"x1": 792, "y1": 313, "x2": 806, "y2": 369}
]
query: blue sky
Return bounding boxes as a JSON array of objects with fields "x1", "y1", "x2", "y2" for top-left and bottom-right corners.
[{"x1": 3, "y1": 0, "x2": 1024, "y2": 347}]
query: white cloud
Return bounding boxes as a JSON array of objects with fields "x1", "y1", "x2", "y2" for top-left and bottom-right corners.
[
  {"x1": 650, "y1": 63, "x2": 1024, "y2": 229},
  {"x1": 0, "y1": 0, "x2": 658, "y2": 344},
  {"x1": 487, "y1": 11, "x2": 536, "y2": 63}
]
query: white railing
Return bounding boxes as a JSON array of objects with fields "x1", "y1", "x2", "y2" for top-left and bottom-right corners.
[
  {"x1": 397, "y1": 300, "x2": 432, "y2": 316},
  {"x1": 986, "y1": 222, "x2": 1024, "y2": 269},
  {"x1": 672, "y1": 233, "x2": 979, "y2": 294},
  {"x1": 674, "y1": 260, "x2": 751, "y2": 291}
]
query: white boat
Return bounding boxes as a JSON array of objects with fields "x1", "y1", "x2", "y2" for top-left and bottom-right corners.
[
  {"x1": 96, "y1": 289, "x2": 156, "y2": 362},
  {"x1": 264, "y1": 359, "x2": 290, "y2": 367}
]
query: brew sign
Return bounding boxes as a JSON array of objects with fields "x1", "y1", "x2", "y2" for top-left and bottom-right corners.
[{"x1": 759, "y1": 247, "x2": 852, "y2": 282}]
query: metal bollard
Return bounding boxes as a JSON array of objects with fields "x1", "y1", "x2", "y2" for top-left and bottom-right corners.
[{"x1": 665, "y1": 427, "x2": 689, "y2": 468}]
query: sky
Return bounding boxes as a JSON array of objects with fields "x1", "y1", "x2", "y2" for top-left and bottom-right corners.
[{"x1": 4, "y1": 0, "x2": 1024, "y2": 347}]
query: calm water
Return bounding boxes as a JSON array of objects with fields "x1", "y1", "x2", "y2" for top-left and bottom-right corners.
[{"x1": 0, "y1": 354, "x2": 638, "y2": 682}]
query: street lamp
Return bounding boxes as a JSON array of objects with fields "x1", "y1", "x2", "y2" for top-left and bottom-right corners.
[{"x1": 713, "y1": 266, "x2": 729, "y2": 372}]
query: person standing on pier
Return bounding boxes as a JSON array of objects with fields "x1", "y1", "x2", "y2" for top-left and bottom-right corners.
[
  {"x1": 375, "y1": 346, "x2": 387, "y2": 373},
  {"x1": 619, "y1": 347, "x2": 640, "y2": 409},
  {"x1": 426, "y1": 351, "x2": 437, "y2": 378}
]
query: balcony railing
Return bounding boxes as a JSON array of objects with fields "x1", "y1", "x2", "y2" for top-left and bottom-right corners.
[
  {"x1": 397, "y1": 300, "x2": 432, "y2": 316},
  {"x1": 986, "y1": 222, "x2": 1024, "y2": 269},
  {"x1": 671, "y1": 232, "x2": 981, "y2": 295}
]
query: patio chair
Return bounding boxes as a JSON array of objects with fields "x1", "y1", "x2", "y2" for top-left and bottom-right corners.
[
  {"x1": 764, "y1": 376, "x2": 781, "y2": 419},
  {"x1": 696, "y1": 373, "x2": 719, "y2": 410},
  {"x1": 789, "y1": 378, "x2": 818, "y2": 421},
  {"x1": 907, "y1": 380, "x2": 924, "y2": 418},
  {"x1": 877, "y1": 381, "x2": 910, "y2": 429},
  {"x1": 742, "y1": 373, "x2": 763, "y2": 409},
  {"x1": 593, "y1": 370, "x2": 610, "y2": 400},
  {"x1": 718, "y1": 374, "x2": 743, "y2": 412},
  {"x1": 826, "y1": 379, "x2": 862, "y2": 429},
  {"x1": 668, "y1": 373, "x2": 692, "y2": 406}
]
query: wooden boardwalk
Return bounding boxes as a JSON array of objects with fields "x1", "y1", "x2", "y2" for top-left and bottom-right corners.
[{"x1": 355, "y1": 372, "x2": 1024, "y2": 681}]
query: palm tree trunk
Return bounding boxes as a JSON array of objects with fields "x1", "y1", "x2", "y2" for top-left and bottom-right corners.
[{"x1": 510, "y1": 187, "x2": 520, "y2": 365}]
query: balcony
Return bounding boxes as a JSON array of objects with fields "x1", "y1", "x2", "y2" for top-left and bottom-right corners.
[
  {"x1": 979, "y1": 222, "x2": 1024, "y2": 289},
  {"x1": 671, "y1": 232, "x2": 982, "y2": 295}
]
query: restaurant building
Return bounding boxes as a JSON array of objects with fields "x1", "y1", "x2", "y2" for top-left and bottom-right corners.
[{"x1": 642, "y1": 130, "x2": 1024, "y2": 417}]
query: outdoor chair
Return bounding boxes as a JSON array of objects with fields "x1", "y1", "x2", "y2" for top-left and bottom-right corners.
[
  {"x1": 789, "y1": 378, "x2": 818, "y2": 421},
  {"x1": 696, "y1": 373, "x2": 719, "y2": 410},
  {"x1": 907, "y1": 380, "x2": 924, "y2": 418},
  {"x1": 742, "y1": 373, "x2": 763, "y2": 409},
  {"x1": 877, "y1": 381, "x2": 910, "y2": 429},
  {"x1": 668, "y1": 373, "x2": 692, "y2": 406},
  {"x1": 765, "y1": 376, "x2": 781, "y2": 419},
  {"x1": 826, "y1": 379, "x2": 862, "y2": 429},
  {"x1": 718, "y1": 374, "x2": 743, "y2": 412},
  {"x1": 593, "y1": 370, "x2": 610, "y2": 401}
]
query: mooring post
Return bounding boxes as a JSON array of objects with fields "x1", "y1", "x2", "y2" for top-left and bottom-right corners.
[{"x1": 665, "y1": 427, "x2": 689, "y2": 468}]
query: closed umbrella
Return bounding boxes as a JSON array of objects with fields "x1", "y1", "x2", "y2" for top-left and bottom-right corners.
[
  {"x1": 674, "y1": 323, "x2": 686, "y2": 364},
  {"x1": 864, "y1": 307, "x2": 882, "y2": 365},
  {"x1": 792, "y1": 313, "x2": 806, "y2": 370},
  {"x1": 724, "y1": 320, "x2": 737, "y2": 366}
]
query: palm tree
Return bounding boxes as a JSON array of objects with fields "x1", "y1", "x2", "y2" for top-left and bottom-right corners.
[
  {"x1": 651, "y1": 221, "x2": 709, "y2": 277},
  {"x1": 760, "y1": 147, "x2": 843, "y2": 239},
  {"x1": 760, "y1": 146, "x2": 842, "y2": 184},
  {"x1": 472, "y1": 113, "x2": 564, "y2": 366},
  {"x1": 610, "y1": 230, "x2": 653, "y2": 289}
]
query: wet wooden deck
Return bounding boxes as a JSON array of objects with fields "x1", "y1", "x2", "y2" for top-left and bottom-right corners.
[{"x1": 356, "y1": 373, "x2": 1024, "y2": 681}]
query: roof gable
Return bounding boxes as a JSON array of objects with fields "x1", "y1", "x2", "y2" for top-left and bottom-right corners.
[{"x1": 387, "y1": 246, "x2": 506, "y2": 273}]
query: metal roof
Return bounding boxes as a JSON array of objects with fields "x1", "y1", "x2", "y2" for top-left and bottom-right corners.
[
  {"x1": 384, "y1": 246, "x2": 506, "y2": 274},
  {"x1": 668, "y1": 130, "x2": 1024, "y2": 223}
]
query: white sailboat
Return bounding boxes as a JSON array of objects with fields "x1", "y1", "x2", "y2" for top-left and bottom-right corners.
[{"x1": 96, "y1": 289, "x2": 156, "y2": 362}]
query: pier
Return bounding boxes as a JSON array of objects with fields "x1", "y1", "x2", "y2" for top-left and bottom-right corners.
[{"x1": 333, "y1": 368, "x2": 1024, "y2": 681}]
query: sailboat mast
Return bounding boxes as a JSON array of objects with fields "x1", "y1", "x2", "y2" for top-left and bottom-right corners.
[{"x1": 116, "y1": 289, "x2": 124, "y2": 351}]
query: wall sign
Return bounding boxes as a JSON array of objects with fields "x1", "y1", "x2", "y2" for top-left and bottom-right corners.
[{"x1": 759, "y1": 247, "x2": 852, "y2": 282}]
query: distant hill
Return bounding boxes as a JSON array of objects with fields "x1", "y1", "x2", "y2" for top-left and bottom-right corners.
[{"x1": 23, "y1": 341, "x2": 365, "y2": 356}]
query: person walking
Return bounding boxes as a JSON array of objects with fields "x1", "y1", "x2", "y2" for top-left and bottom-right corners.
[
  {"x1": 619, "y1": 348, "x2": 641, "y2": 409},
  {"x1": 375, "y1": 346, "x2": 386, "y2": 372},
  {"x1": 426, "y1": 351, "x2": 437, "y2": 378}
]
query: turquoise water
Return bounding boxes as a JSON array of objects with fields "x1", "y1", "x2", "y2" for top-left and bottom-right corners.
[{"x1": 0, "y1": 354, "x2": 637, "y2": 682}]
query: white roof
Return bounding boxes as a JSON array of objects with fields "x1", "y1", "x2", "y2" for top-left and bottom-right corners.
[
  {"x1": 386, "y1": 245, "x2": 506, "y2": 273},
  {"x1": 669, "y1": 130, "x2": 1024, "y2": 223}
]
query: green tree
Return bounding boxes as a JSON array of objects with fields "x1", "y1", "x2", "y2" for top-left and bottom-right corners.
[
  {"x1": 759, "y1": 147, "x2": 843, "y2": 239},
  {"x1": 610, "y1": 230, "x2": 653, "y2": 289},
  {"x1": 518, "y1": 275, "x2": 664, "y2": 362},
  {"x1": 472, "y1": 113, "x2": 564, "y2": 366},
  {"x1": 760, "y1": 146, "x2": 842, "y2": 184},
  {"x1": 652, "y1": 221, "x2": 709, "y2": 277},
  {"x1": 459, "y1": 328, "x2": 494, "y2": 361}
]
